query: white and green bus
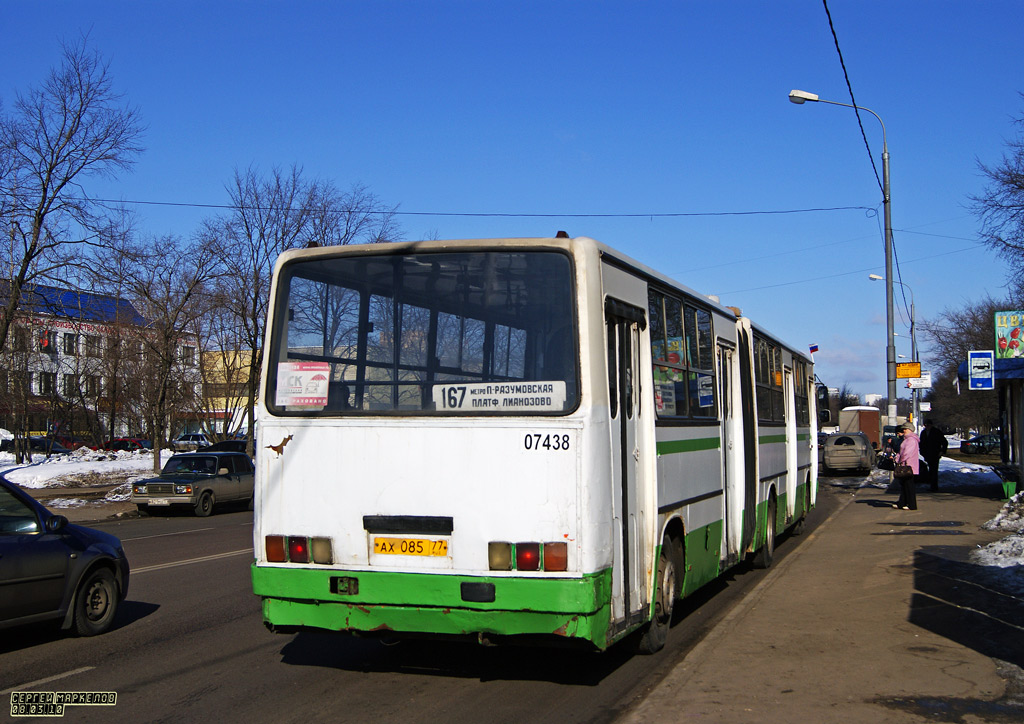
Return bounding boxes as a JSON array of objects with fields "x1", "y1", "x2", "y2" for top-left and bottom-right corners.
[{"x1": 251, "y1": 235, "x2": 820, "y2": 653}]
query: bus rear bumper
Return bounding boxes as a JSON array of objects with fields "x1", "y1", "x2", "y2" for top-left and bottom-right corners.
[{"x1": 252, "y1": 564, "x2": 615, "y2": 650}]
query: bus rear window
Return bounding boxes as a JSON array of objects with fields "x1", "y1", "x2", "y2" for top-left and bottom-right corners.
[{"x1": 266, "y1": 250, "x2": 578, "y2": 415}]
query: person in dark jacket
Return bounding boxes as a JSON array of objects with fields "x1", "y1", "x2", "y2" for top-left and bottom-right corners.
[{"x1": 918, "y1": 419, "x2": 947, "y2": 491}]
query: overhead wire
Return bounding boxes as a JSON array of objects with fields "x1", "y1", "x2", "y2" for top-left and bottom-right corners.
[
  {"x1": 823, "y1": 0, "x2": 883, "y2": 194},
  {"x1": 83, "y1": 195, "x2": 873, "y2": 220}
]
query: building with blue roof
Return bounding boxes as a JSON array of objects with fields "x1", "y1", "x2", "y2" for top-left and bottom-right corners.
[{"x1": 1, "y1": 282, "x2": 198, "y2": 443}]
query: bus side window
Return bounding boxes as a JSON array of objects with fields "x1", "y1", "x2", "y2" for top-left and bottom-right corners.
[{"x1": 326, "y1": 381, "x2": 352, "y2": 411}]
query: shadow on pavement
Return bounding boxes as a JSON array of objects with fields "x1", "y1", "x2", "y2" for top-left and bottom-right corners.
[{"x1": 909, "y1": 549, "x2": 1024, "y2": 670}]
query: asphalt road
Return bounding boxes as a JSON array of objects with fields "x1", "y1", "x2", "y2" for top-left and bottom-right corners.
[{"x1": 2, "y1": 489, "x2": 841, "y2": 724}]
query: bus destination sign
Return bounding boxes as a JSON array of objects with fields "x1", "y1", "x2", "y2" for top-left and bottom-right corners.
[{"x1": 433, "y1": 381, "x2": 567, "y2": 412}]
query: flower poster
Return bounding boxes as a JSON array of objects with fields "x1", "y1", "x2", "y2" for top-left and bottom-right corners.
[{"x1": 994, "y1": 311, "x2": 1024, "y2": 358}]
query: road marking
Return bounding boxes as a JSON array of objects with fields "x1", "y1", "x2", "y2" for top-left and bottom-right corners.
[
  {"x1": 121, "y1": 527, "x2": 215, "y2": 541},
  {"x1": 1, "y1": 666, "x2": 95, "y2": 696},
  {"x1": 133, "y1": 548, "x2": 252, "y2": 573}
]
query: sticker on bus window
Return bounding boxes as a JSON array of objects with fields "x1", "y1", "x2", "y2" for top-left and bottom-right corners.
[
  {"x1": 276, "y1": 362, "x2": 330, "y2": 406},
  {"x1": 432, "y1": 381, "x2": 566, "y2": 412}
]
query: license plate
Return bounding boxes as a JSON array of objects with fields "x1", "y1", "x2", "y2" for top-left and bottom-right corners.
[
  {"x1": 373, "y1": 537, "x2": 449, "y2": 557},
  {"x1": 149, "y1": 498, "x2": 170, "y2": 506}
]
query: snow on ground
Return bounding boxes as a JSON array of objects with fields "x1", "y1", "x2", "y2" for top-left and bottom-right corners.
[{"x1": 0, "y1": 446, "x2": 172, "y2": 492}]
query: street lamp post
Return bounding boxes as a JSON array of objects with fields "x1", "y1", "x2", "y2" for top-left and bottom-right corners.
[
  {"x1": 789, "y1": 89, "x2": 897, "y2": 423},
  {"x1": 870, "y1": 274, "x2": 917, "y2": 427}
]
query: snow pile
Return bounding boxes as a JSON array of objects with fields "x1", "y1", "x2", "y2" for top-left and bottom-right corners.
[
  {"x1": 834, "y1": 457, "x2": 1002, "y2": 491},
  {"x1": 972, "y1": 493, "x2": 1024, "y2": 578},
  {"x1": 0, "y1": 447, "x2": 171, "y2": 488}
]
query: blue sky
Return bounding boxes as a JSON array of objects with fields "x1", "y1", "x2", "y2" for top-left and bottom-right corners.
[{"x1": 3, "y1": 1, "x2": 1022, "y2": 401}]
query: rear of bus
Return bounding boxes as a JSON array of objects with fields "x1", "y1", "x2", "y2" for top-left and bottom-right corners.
[{"x1": 251, "y1": 240, "x2": 616, "y2": 649}]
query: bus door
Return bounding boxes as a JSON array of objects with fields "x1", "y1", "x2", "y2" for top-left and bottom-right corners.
[
  {"x1": 718, "y1": 342, "x2": 743, "y2": 561},
  {"x1": 737, "y1": 323, "x2": 758, "y2": 554},
  {"x1": 605, "y1": 298, "x2": 646, "y2": 628},
  {"x1": 784, "y1": 368, "x2": 798, "y2": 522}
]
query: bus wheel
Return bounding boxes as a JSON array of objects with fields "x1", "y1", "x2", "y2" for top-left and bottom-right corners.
[
  {"x1": 753, "y1": 497, "x2": 776, "y2": 569},
  {"x1": 194, "y1": 491, "x2": 214, "y2": 517},
  {"x1": 637, "y1": 536, "x2": 681, "y2": 655}
]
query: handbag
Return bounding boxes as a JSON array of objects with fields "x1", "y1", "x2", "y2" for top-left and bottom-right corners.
[
  {"x1": 894, "y1": 464, "x2": 913, "y2": 477},
  {"x1": 877, "y1": 457, "x2": 895, "y2": 471}
]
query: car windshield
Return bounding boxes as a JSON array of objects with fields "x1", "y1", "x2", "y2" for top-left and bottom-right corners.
[{"x1": 163, "y1": 456, "x2": 218, "y2": 475}]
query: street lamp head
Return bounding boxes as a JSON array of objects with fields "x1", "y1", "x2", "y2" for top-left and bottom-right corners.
[
  {"x1": 868, "y1": 274, "x2": 884, "y2": 281},
  {"x1": 788, "y1": 89, "x2": 819, "y2": 105}
]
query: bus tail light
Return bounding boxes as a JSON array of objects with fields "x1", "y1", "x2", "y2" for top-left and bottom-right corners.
[
  {"x1": 543, "y1": 542, "x2": 568, "y2": 571},
  {"x1": 490, "y1": 541, "x2": 570, "y2": 571},
  {"x1": 266, "y1": 535, "x2": 333, "y2": 564},
  {"x1": 288, "y1": 536, "x2": 309, "y2": 563},
  {"x1": 516, "y1": 542, "x2": 541, "y2": 571},
  {"x1": 311, "y1": 537, "x2": 334, "y2": 564},
  {"x1": 266, "y1": 535, "x2": 286, "y2": 562},
  {"x1": 488, "y1": 542, "x2": 512, "y2": 570}
]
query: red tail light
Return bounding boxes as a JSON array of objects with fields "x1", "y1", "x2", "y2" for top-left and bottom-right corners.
[
  {"x1": 288, "y1": 536, "x2": 309, "y2": 563},
  {"x1": 516, "y1": 542, "x2": 540, "y2": 571}
]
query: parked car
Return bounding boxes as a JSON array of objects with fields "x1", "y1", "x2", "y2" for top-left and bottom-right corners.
[
  {"x1": 822, "y1": 432, "x2": 877, "y2": 474},
  {"x1": 0, "y1": 477, "x2": 130, "y2": 635},
  {"x1": 961, "y1": 434, "x2": 1000, "y2": 454},
  {"x1": 171, "y1": 433, "x2": 210, "y2": 452},
  {"x1": 101, "y1": 438, "x2": 152, "y2": 452},
  {"x1": 197, "y1": 439, "x2": 250, "y2": 454},
  {"x1": 50, "y1": 435, "x2": 89, "y2": 451},
  {"x1": 132, "y1": 451, "x2": 255, "y2": 517},
  {"x1": 0, "y1": 437, "x2": 71, "y2": 455}
]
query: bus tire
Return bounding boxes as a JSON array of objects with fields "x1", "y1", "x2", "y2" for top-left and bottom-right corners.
[
  {"x1": 753, "y1": 497, "x2": 776, "y2": 569},
  {"x1": 194, "y1": 491, "x2": 214, "y2": 517},
  {"x1": 637, "y1": 536, "x2": 681, "y2": 655}
]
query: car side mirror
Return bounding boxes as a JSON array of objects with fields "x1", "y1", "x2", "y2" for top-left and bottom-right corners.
[
  {"x1": 819, "y1": 409, "x2": 831, "y2": 424},
  {"x1": 46, "y1": 515, "x2": 68, "y2": 533},
  {"x1": 218, "y1": 467, "x2": 229, "y2": 476}
]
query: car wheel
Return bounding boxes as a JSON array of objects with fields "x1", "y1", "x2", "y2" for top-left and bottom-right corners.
[
  {"x1": 194, "y1": 491, "x2": 214, "y2": 517},
  {"x1": 636, "y1": 535, "x2": 682, "y2": 655},
  {"x1": 136, "y1": 505, "x2": 150, "y2": 516},
  {"x1": 753, "y1": 497, "x2": 776, "y2": 569},
  {"x1": 74, "y1": 568, "x2": 119, "y2": 636}
]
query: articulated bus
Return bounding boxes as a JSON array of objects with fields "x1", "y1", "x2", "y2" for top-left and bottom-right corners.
[{"x1": 252, "y1": 236, "x2": 820, "y2": 653}]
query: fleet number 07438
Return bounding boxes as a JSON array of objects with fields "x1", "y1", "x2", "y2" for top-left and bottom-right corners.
[{"x1": 524, "y1": 433, "x2": 570, "y2": 451}]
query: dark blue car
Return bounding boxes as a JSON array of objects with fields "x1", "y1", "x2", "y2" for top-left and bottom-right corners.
[{"x1": 0, "y1": 477, "x2": 130, "y2": 635}]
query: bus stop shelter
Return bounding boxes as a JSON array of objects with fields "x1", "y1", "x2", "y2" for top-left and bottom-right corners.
[{"x1": 957, "y1": 357, "x2": 1024, "y2": 499}]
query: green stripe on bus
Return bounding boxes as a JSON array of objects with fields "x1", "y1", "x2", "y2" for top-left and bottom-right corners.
[
  {"x1": 656, "y1": 437, "x2": 721, "y2": 456},
  {"x1": 759, "y1": 434, "x2": 787, "y2": 444},
  {"x1": 253, "y1": 565, "x2": 618, "y2": 649}
]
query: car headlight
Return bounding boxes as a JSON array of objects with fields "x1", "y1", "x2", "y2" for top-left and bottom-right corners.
[
  {"x1": 133, "y1": 484, "x2": 147, "y2": 494},
  {"x1": 175, "y1": 484, "x2": 192, "y2": 494}
]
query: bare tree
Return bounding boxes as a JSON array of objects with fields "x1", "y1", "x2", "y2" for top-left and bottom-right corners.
[
  {"x1": 206, "y1": 165, "x2": 399, "y2": 451},
  {"x1": 918, "y1": 295, "x2": 1018, "y2": 434},
  {"x1": 0, "y1": 38, "x2": 143, "y2": 353},
  {"x1": 117, "y1": 234, "x2": 219, "y2": 471},
  {"x1": 970, "y1": 98, "x2": 1024, "y2": 286}
]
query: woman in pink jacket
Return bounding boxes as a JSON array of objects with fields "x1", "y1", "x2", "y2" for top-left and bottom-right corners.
[{"x1": 894, "y1": 422, "x2": 920, "y2": 510}]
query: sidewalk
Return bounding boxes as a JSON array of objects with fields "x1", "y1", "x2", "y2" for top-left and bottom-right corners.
[{"x1": 623, "y1": 482, "x2": 1024, "y2": 723}]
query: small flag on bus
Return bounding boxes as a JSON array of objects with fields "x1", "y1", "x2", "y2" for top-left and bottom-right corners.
[{"x1": 809, "y1": 344, "x2": 819, "y2": 355}]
